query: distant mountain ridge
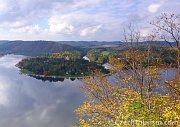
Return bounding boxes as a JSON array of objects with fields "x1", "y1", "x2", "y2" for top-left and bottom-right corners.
[
  {"x1": 57, "y1": 41, "x2": 121, "y2": 47},
  {"x1": 0, "y1": 41, "x2": 77, "y2": 56},
  {"x1": 0, "y1": 40, "x2": 176, "y2": 56}
]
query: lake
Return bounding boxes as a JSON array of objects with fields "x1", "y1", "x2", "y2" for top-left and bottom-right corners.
[
  {"x1": 0, "y1": 55, "x2": 85, "y2": 127},
  {"x1": 0, "y1": 55, "x2": 177, "y2": 127}
]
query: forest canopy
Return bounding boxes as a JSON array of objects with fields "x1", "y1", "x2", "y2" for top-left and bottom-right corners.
[{"x1": 17, "y1": 51, "x2": 110, "y2": 77}]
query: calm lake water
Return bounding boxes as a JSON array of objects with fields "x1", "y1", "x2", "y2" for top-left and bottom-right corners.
[
  {"x1": 0, "y1": 55, "x2": 177, "y2": 127},
  {"x1": 0, "y1": 55, "x2": 85, "y2": 127}
]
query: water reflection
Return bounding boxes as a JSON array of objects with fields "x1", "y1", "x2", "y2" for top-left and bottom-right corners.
[
  {"x1": 0, "y1": 55, "x2": 85, "y2": 127},
  {"x1": 106, "y1": 68, "x2": 177, "y2": 95},
  {"x1": 29, "y1": 76, "x2": 79, "y2": 83},
  {"x1": 1, "y1": 55, "x2": 176, "y2": 127},
  {"x1": 29, "y1": 75, "x2": 66, "y2": 82}
]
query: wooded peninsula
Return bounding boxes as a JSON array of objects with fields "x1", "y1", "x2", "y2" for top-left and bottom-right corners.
[{"x1": 17, "y1": 51, "x2": 110, "y2": 77}]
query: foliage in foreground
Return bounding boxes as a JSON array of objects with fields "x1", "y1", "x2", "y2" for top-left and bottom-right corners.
[
  {"x1": 74, "y1": 49, "x2": 180, "y2": 126},
  {"x1": 75, "y1": 77, "x2": 180, "y2": 127},
  {"x1": 75, "y1": 13, "x2": 180, "y2": 127}
]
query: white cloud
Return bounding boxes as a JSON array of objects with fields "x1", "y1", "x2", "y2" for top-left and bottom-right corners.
[
  {"x1": 48, "y1": 15, "x2": 75, "y2": 34},
  {"x1": 49, "y1": 23, "x2": 74, "y2": 34},
  {"x1": 0, "y1": 0, "x2": 7, "y2": 14},
  {"x1": 73, "y1": 0, "x2": 101, "y2": 8},
  {"x1": 0, "y1": 19, "x2": 30, "y2": 29},
  {"x1": 7, "y1": 24, "x2": 52, "y2": 41},
  {"x1": 140, "y1": 29, "x2": 149, "y2": 37},
  {"x1": 10, "y1": 24, "x2": 42, "y2": 34},
  {"x1": 0, "y1": 0, "x2": 179, "y2": 41},
  {"x1": 148, "y1": 4, "x2": 161, "y2": 13},
  {"x1": 47, "y1": 12, "x2": 112, "y2": 38},
  {"x1": 80, "y1": 25, "x2": 102, "y2": 37}
]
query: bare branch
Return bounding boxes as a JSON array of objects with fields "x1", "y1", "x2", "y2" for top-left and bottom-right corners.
[{"x1": 150, "y1": 13, "x2": 180, "y2": 48}]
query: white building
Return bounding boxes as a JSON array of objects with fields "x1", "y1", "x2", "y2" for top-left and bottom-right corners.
[
  {"x1": 83, "y1": 56, "x2": 90, "y2": 62},
  {"x1": 102, "y1": 63, "x2": 113, "y2": 70}
]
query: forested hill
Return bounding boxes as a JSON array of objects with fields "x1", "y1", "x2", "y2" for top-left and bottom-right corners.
[
  {"x1": 0, "y1": 41, "x2": 77, "y2": 56},
  {"x1": 0, "y1": 40, "x2": 175, "y2": 56}
]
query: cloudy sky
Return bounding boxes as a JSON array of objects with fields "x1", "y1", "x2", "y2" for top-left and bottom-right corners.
[{"x1": 0, "y1": 0, "x2": 179, "y2": 41}]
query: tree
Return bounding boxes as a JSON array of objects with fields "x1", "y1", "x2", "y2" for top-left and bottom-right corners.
[
  {"x1": 75, "y1": 15, "x2": 180, "y2": 127},
  {"x1": 151, "y1": 13, "x2": 180, "y2": 96},
  {"x1": 150, "y1": 13, "x2": 180, "y2": 48},
  {"x1": 75, "y1": 76, "x2": 180, "y2": 127}
]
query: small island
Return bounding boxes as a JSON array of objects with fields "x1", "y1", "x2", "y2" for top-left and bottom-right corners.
[{"x1": 17, "y1": 51, "x2": 110, "y2": 78}]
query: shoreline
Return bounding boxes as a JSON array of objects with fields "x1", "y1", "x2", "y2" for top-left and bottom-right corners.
[{"x1": 20, "y1": 69, "x2": 112, "y2": 79}]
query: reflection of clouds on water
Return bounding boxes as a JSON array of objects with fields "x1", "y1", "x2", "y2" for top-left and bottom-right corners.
[
  {"x1": 1, "y1": 55, "x2": 177, "y2": 127},
  {"x1": 0, "y1": 78, "x2": 9, "y2": 106},
  {"x1": 0, "y1": 55, "x2": 25, "y2": 68},
  {"x1": 0, "y1": 98, "x2": 80, "y2": 127},
  {"x1": 0, "y1": 55, "x2": 85, "y2": 127}
]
